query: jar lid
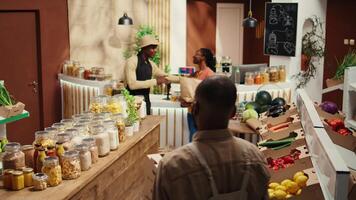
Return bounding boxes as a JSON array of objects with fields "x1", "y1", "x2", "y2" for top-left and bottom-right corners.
[
  {"x1": 78, "y1": 119, "x2": 90, "y2": 125},
  {"x1": 82, "y1": 137, "x2": 96, "y2": 145},
  {"x1": 75, "y1": 144, "x2": 89, "y2": 152},
  {"x1": 21, "y1": 144, "x2": 34, "y2": 151},
  {"x1": 3, "y1": 169, "x2": 14, "y2": 175},
  {"x1": 44, "y1": 127, "x2": 57, "y2": 132},
  {"x1": 91, "y1": 125, "x2": 104, "y2": 134},
  {"x1": 33, "y1": 173, "x2": 48, "y2": 180},
  {"x1": 72, "y1": 114, "x2": 84, "y2": 119},
  {"x1": 44, "y1": 156, "x2": 59, "y2": 166},
  {"x1": 65, "y1": 128, "x2": 78, "y2": 137},
  {"x1": 94, "y1": 113, "x2": 106, "y2": 118},
  {"x1": 63, "y1": 150, "x2": 79, "y2": 158},
  {"x1": 22, "y1": 167, "x2": 34, "y2": 173},
  {"x1": 5, "y1": 142, "x2": 21, "y2": 152},
  {"x1": 103, "y1": 120, "x2": 115, "y2": 126},
  {"x1": 12, "y1": 170, "x2": 23, "y2": 176},
  {"x1": 35, "y1": 131, "x2": 49, "y2": 138},
  {"x1": 56, "y1": 133, "x2": 71, "y2": 143},
  {"x1": 61, "y1": 118, "x2": 74, "y2": 124},
  {"x1": 92, "y1": 117, "x2": 104, "y2": 122},
  {"x1": 73, "y1": 124, "x2": 85, "y2": 130}
]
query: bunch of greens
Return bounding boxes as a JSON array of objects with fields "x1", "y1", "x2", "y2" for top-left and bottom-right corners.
[
  {"x1": 122, "y1": 89, "x2": 139, "y2": 126},
  {"x1": 334, "y1": 50, "x2": 356, "y2": 80},
  {"x1": 0, "y1": 84, "x2": 14, "y2": 106}
]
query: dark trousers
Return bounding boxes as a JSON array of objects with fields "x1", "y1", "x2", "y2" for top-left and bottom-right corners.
[{"x1": 187, "y1": 112, "x2": 197, "y2": 142}]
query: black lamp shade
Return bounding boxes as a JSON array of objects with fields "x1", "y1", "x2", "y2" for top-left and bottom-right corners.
[
  {"x1": 118, "y1": 13, "x2": 133, "y2": 25},
  {"x1": 243, "y1": 17, "x2": 258, "y2": 28}
]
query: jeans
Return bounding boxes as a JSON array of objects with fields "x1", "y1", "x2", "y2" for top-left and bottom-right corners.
[{"x1": 187, "y1": 113, "x2": 197, "y2": 142}]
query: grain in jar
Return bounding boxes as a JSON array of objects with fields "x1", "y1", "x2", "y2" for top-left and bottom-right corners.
[
  {"x1": 42, "y1": 156, "x2": 62, "y2": 186},
  {"x1": 34, "y1": 130, "x2": 55, "y2": 149},
  {"x1": 61, "y1": 150, "x2": 81, "y2": 180},
  {"x1": 89, "y1": 95, "x2": 109, "y2": 113},
  {"x1": 32, "y1": 173, "x2": 48, "y2": 191},
  {"x1": 3, "y1": 169, "x2": 14, "y2": 190},
  {"x1": 254, "y1": 72, "x2": 262, "y2": 84},
  {"x1": 82, "y1": 137, "x2": 99, "y2": 164},
  {"x1": 112, "y1": 113, "x2": 126, "y2": 143},
  {"x1": 244, "y1": 72, "x2": 254, "y2": 85},
  {"x1": 73, "y1": 124, "x2": 89, "y2": 137},
  {"x1": 75, "y1": 144, "x2": 92, "y2": 171},
  {"x1": 21, "y1": 145, "x2": 35, "y2": 169},
  {"x1": 61, "y1": 118, "x2": 75, "y2": 129},
  {"x1": 260, "y1": 67, "x2": 270, "y2": 84},
  {"x1": 92, "y1": 125, "x2": 110, "y2": 157},
  {"x1": 279, "y1": 65, "x2": 286, "y2": 82},
  {"x1": 82, "y1": 111, "x2": 95, "y2": 119},
  {"x1": 44, "y1": 127, "x2": 58, "y2": 141},
  {"x1": 269, "y1": 66, "x2": 279, "y2": 82},
  {"x1": 11, "y1": 170, "x2": 25, "y2": 190},
  {"x1": 72, "y1": 114, "x2": 84, "y2": 123},
  {"x1": 103, "y1": 120, "x2": 119, "y2": 150},
  {"x1": 66, "y1": 128, "x2": 82, "y2": 146},
  {"x1": 23, "y1": 167, "x2": 34, "y2": 187},
  {"x1": 2, "y1": 142, "x2": 25, "y2": 170},
  {"x1": 52, "y1": 122, "x2": 66, "y2": 133},
  {"x1": 57, "y1": 132, "x2": 73, "y2": 151},
  {"x1": 36, "y1": 148, "x2": 46, "y2": 173}
]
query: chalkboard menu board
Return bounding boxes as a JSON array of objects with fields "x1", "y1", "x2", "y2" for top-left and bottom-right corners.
[{"x1": 264, "y1": 3, "x2": 298, "y2": 57}]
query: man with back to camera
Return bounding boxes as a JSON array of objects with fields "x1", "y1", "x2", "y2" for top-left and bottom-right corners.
[
  {"x1": 125, "y1": 35, "x2": 179, "y2": 115},
  {"x1": 153, "y1": 76, "x2": 270, "y2": 200}
]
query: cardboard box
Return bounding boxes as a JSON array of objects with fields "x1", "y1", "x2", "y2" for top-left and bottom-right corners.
[
  {"x1": 260, "y1": 140, "x2": 307, "y2": 158},
  {"x1": 0, "y1": 102, "x2": 25, "y2": 118},
  {"x1": 260, "y1": 123, "x2": 303, "y2": 141},
  {"x1": 315, "y1": 104, "x2": 345, "y2": 121},
  {"x1": 324, "y1": 123, "x2": 356, "y2": 153},
  {"x1": 259, "y1": 103, "x2": 298, "y2": 122}
]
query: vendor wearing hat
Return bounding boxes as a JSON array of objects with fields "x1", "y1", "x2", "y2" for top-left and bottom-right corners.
[{"x1": 125, "y1": 35, "x2": 179, "y2": 115}]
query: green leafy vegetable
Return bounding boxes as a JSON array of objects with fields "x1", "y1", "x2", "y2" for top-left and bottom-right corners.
[{"x1": 0, "y1": 84, "x2": 13, "y2": 106}]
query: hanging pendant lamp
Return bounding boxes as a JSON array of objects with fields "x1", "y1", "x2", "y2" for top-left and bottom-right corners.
[
  {"x1": 243, "y1": 0, "x2": 258, "y2": 28},
  {"x1": 118, "y1": 13, "x2": 133, "y2": 25}
]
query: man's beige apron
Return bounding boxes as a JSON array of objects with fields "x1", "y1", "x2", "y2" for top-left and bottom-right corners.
[{"x1": 188, "y1": 143, "x2": 249, "y2": 200}]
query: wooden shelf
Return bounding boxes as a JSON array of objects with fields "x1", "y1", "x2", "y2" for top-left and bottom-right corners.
[
  {"x1": 322, "y1": 83, "x2": 343, "y2": 94},
  {"x1": 0, "y1": 110, "x2": 29, "y2": 125}
]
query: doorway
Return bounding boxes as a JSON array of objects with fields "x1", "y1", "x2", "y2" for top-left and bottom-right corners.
[
  {"x1": 0, "y1": 11, "x2": 43, "y2": 144},
  {"x1": 216, "y1": 3, "x2": 244, "y2": 66}
]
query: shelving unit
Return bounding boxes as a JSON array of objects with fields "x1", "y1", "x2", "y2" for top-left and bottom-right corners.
[{"x1": 342, "y1": 67, "x2": 356, "y2": 130}]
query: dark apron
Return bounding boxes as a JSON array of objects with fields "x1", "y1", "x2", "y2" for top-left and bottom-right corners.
[
  {"x1": 127, "y1": 54, "x2": 152, "y2": 115},
  {"x1": 187, "y1": 143, "x2": 249, "y2": 200}
]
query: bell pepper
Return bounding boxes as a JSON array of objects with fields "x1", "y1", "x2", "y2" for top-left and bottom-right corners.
[{"x1": 337, "y1": 128, "x2": 350, "y2": 136}]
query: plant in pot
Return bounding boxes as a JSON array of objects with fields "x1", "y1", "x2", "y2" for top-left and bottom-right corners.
[
  {"x1": 122, "y1": 89, "x2": 139, "y2": 136},
  {"x1": 332, "y1": 50, "x2": 356, "y2": 81},
  {"x1": 293, "y1": 16, "x2": 325, "y2": 88},
  {"x1": 0, "y1": 84, "x2": 25, "y2": 118}
]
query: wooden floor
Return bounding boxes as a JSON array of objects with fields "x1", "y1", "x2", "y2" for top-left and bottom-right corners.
[{"x1": 0, "y1": 115, "x2": 163, "y2": 200}]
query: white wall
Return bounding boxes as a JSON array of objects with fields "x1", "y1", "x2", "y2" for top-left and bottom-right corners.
[
  {"x1": 170, "y1": 0, "x2": 187, "y2": 74},
  {"x1": 270, "y1": 0, "x2": 327, "y2": 103}
]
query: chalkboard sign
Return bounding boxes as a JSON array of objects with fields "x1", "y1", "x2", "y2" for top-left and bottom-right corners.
[{"x1": 264, "y1": 3, "x2": 298, "y2": 57}]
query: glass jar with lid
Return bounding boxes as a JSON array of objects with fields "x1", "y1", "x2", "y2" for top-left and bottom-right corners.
[
  {"x1": 91, "y1": 125, "x2": 110, "y2": 157},
  {"x1": 279, "y1": 65, "x2": 286, "y2": 82},
  {"x1": 113, "y1": 94, "x2": 127, "y2": 118},
  {"x1": 82, "y1": 111, "x2": 94, "y2": 119},
  {"x1": 11, "y1": 170, "x2": 25, "y2": 190},
  {"x1": 32, "y1": 173, "x2": 48, "y2": 191},
  {"x1": 254, "y1": 72, "x2": 262, "y2": 85},
  {"x1": 2, "y1": 142, "x2": 25, "y2": 170},
  {"x1": 73, "y1": 124, "x2": 88, "y2": 137},
  {"x1": 61, "y1": 119, "x2": 75, "y2": 129},
  {"x1": 66, "y1": 128, "x2": 81, "y2": 146},
  {"x1": 72, "y1": 114, "x2": 84, "y2": 123},
  {"x1": 42, "y1": 156, "x2": 62, "y2": 186},
  {"x1": 61, "y1": 150, "x2": 81, "y2": 180},
  {"x1": 103, "y1": 120, "x2": 119, "y2": 150},
  {"x1": 44, "y1": 127, "x2": 59, "y2": 141},
  {"x1": 89, "y1": 95, "x2": 109, "y2": 113},
  {"x1": 105, "y1": 96, "x2": 123, "y2": 114},
  {"x1": 75, "y1": 144, "x2": 92, "y2": 171},
  {"x1": 3, "y1": 169, "x2": 14, "y2": 190},
  {"x1": 112, "y1": 113, "x2": 126, "y2": 143},
  {"x1": 82, "y1": 137, "x2": 99, "y2": 164},
  {"x1": 23, "y1": 167, "x2": 34, "y2": 187},
  {"x1": 64, "y1": 60, "x2": 74, "y2": 76},
  {"x1": 56, "y1": 132, "x2": 72, "y2": 151},
  {"x1": 34, "y1": 130, "x2": 55, "y2": 149},
  {"x1": 269, "y1": 66, "x2": 279, "y2": 82},
  {"x1": 52, "y1": 122, "x2": 66, "y2": 133},
  {"x1": 260, "y1": 67, "x2": 270, "y2": 84},
  {"x1": 244, "y1": 72, "x2": 254, "y2": 85},
  {"x1": 21, "y1": 145, "x2": 35, "y2": 169},
  {"x1": 36, "y1": 148, "x2": 46, "y2": 173}
]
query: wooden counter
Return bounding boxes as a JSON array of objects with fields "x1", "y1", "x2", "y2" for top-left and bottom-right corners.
[{"x1": 0, "y1": 115, "x2": 164, "y2": 200}]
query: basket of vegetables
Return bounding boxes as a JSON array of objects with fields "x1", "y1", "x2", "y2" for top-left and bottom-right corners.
[{"x1": 0, "y1": 83, "x2": 25, "y2": 118}]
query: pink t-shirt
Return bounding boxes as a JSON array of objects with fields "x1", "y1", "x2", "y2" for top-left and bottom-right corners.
[{"x1": 194, "y1": 68, "x2": 214, "y2": 80}]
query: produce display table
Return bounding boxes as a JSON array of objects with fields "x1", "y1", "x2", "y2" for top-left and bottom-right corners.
[{"x1": 0, "y1": 115, "x2": 163, "y2": 200}]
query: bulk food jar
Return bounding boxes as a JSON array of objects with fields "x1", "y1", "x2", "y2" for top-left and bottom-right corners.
[
  {"x1": 42, "y1": 156, "x2": 62, "y2": 186},
  {"x1": 89, "y1": 95, "x2": 109, "y2": 113},
  {"x1": 105, "y1": 96, "x2": 122, "y2": 114},
  {"x1": 66, "y1": 128, "x2": 82, "y2": 146},
  {"x1": 52, "y1": 122, "x2": 66, "y2": 133},
  {"x1": 91, "y1": 125, "x2": 110, "y2": 157},
  {"x1": 56, "y1": 132, "x2": 72, "y2": 151},
  {"x1": 2, "y1": 142, "x2": 25, "y2": 170},
  {"x1": 34, "y1": 130, "x2": 55, "y2": 150},
  {"x1": 11, "y1": 170, "x2": 25, "y2": 190},
  {"x1": 61, "y1": 150, "x2": 81, "y2": 180},
  {"x1": 61, "y1": 119, "x2": 75, "y2": 129},
  {"x1": 32, "y1": 173, "x2": 48, "y2": 191},
  {"x1": 82, "y1": 137, "x2": 99, "y2": 164},
  {"x1": 73, "y1": 124, "x2": 88, "y2": 137},
  {"x1": 103, "y1": 120, "x2": 119, "y2": 150},
  {"x1": 21, "y1": 145, "x2": 35, "y2": 169},
  {"x1": 72, "y1": 114, "x2": 84, "y2": 123},
  {"x1": 112, "y1": 113, "x2": 126, "y2": 143},
  {"x1": 44, "y1": 127, "x2": 59, "y2": 140},
  {"x1": 75, "y1": 144, "x2": 92, "y2": 171}
]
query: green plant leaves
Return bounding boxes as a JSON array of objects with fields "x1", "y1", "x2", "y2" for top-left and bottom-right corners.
[{"x1": 333, "y1": 49, "x2": 356, "y2": 80}]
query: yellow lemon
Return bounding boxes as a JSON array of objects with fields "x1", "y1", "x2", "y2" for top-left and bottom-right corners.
[
  {"x1": 281, "y1": 179, "x2": 293, "y2": 187},
  {"x1": 295, "y1": 175, "x2": 308, "y2": 187},
  {"x1": 269, "y1": 182, "x2": 280, "y2": 189},
  {"x1": 268, "y1": 191, "x2": 275, "y2": 199},
  {"x1": 293, "y1": 171, "x2": 305, "y2": 181},
  {"x1": 286, "y1": 181, "x2": 299, "y2": 194},
  {"x1": 274, "y1": 190, "x2": 287, "y2": 199},
  {"x1": 296, "y1": 188, "x2": 302, "y2": 195},
  {"x1": 268, "y1": 188, "x2": 275, "y2": 193},
  {"x1": 275, "y1": 185, "x2": 287, "y2": 191},
  {"x1": 286, "y1": 194, "x2": 293, "y2": 198}
]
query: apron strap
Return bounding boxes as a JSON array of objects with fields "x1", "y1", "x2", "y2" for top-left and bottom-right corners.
[{"x1": 187, "y1": 143, "x2": 219, "y2": 197}]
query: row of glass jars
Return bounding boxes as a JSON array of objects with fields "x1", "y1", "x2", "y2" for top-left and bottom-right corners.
[
  {"x1": 244, "y1": 65, "x2": 286, "y2": 85},
  {"x1": 89, "y1": 94, "x2": 127, "y2": 116}
]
